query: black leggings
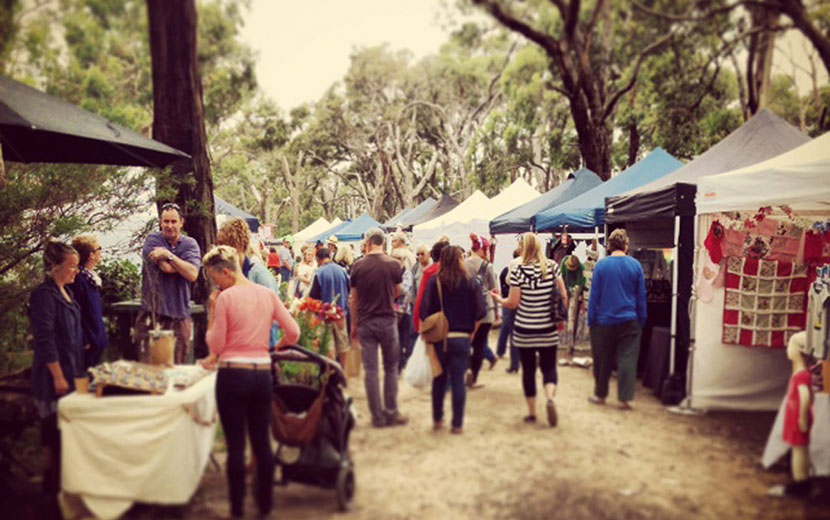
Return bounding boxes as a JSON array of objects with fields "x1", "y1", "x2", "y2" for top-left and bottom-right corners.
[
  {"x1": 518, "y1": 347, "x2": 558, "y2": 397},
  {"x1": 216, "y1": 368, "x2": 274, "y2": 517},
  {"x1": 470, "y1": 322, "x2": 493, "y2": 382}
]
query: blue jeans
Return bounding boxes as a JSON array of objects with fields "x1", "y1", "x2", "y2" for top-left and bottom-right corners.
[
  {"x1": 497, "y1": 307, "x2": 520, "y2": 370},
  {"x1": 279, "y1": 266, "x2": 292, "y2": 284},
  {"x1": 432, "y1": 337, "x2": 471, "y2": 428}
]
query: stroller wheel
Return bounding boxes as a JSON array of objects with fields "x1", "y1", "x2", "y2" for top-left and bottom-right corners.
[{"x1": 336, "y1": 464, "x2": 355, "y2": 511}]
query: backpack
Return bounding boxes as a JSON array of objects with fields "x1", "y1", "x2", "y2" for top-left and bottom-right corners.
[
  {"x1": 475, "y1": 260, "x2": 493, "y2": 310},
  {"x1": 547, "y1": 260, "x2": 567, "y2": 323}
]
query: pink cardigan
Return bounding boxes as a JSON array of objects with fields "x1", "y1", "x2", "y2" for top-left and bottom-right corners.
[{"x1": 206, "y1": 283, "x2": 299, "y2": 361}]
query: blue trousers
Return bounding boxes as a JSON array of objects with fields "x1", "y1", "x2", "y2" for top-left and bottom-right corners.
[
  {"x1": 432, "y1": 337, "x2": 471, "y2": 428},
  {"x1": 497, "y1": 307, "x2": 519, "y2": 370}
]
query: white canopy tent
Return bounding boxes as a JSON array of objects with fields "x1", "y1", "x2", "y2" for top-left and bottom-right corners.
[
  {"x1": 410, "y1": 180, "x2": 542, "y2": 274},
  {"x1": 292, "y1": 217, "x2": 331, "y2": 242},
  {"x1": 689, "y1": 132, "x2": 830, "y2": 411},
  {"x1": 698, "y1": 132, "x2": 830, "y2": 214},
  {"x1": 411, "y1": 190, "x2": 491, "y2": 250}
]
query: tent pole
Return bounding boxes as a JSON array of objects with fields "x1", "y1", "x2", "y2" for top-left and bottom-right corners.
[
  {"x1": 685, "y1": 214, "x2": 700, "y2": 408},
  {"x1": 669, "y1": 215, "x2": 680, "y2": 376}
]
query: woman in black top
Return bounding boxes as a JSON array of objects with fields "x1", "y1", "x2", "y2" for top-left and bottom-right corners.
[
  {"x1": 419, "y1": 246, "x2": 486, "y2": 434},
  {"x1": 29, "y1": 241, "x2": 84, "y2": 498}
]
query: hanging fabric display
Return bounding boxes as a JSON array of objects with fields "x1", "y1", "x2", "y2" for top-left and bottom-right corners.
[{"x1": 723, "y1": 257, "x2": 808, "y2": 348}]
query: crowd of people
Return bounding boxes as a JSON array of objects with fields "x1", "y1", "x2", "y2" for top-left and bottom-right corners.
[{"x1": 27, "y1": 200, "x2": 648, "y2": 518}]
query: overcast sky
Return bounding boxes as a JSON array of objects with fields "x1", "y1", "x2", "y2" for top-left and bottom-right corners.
[
  {"x1": 240, "y1": 0, "x2": 461, "y2": 112},
  {"x1": 240, "y1": 2, "x2": 826, "y2": 113}
]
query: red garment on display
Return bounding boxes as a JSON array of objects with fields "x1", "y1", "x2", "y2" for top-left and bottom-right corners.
[
  {"x1": 782, "y1": 369, "x2": 814, "y2": 447},
  {"x1": 704, "y1": 221, "x2": 725, "y2": 264}
]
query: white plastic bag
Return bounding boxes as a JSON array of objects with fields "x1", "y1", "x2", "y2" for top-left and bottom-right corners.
[{"x1": 404, "y1": 337, "x2": 432, "y2": 390}]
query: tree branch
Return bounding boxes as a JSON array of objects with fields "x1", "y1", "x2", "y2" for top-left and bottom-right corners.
[{"x1": 602, "y1": 30, "x2": 675, "y2": 120}]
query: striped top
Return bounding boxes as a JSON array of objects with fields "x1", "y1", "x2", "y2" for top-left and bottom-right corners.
[{"x1": 509, "y1": 260, "x2": 561, "y2": 348}]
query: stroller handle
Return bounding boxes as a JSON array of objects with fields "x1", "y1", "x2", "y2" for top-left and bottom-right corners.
[{"x1": 271, "y1": 345, "x2": 347, "y2": 384}]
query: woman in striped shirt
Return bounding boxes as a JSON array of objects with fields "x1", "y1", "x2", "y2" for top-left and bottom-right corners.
[{"x1": 491, "y1": 233, "x2": 568, "y2": 427}]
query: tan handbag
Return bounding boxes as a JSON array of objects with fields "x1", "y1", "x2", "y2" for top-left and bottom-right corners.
[{"x1": 419, "y1": 280, "x2": 449, "y2": 343}]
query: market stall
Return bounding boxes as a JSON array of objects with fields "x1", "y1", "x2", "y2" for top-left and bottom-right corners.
[
  {"x1": 604, "y1": 110, "x2": 810, "y2": 402},
  {"x1": 59, "y1": 366, "x2": 218, "y2": 519}
]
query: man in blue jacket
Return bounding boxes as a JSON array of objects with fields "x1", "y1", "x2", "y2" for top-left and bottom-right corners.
[{"x1": 309, "y1": 246, "x2": 350, "y2": 365}]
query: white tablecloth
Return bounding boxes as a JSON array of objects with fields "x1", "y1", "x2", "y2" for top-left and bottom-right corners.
[
  {"x1": 58, "y1": 368, "x2": 218, "y2": 519},
  {"x1": 762, "y1": 393, "x2": 830, "y2": 476}
]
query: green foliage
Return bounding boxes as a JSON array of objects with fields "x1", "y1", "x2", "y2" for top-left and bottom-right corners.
[{"x1": 97, "y1": 257, "x2": 141, "y2": 306}]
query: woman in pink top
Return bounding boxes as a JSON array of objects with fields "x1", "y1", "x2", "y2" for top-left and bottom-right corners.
[{"x1": 201, "y1": 245, "x2": 299, "y2": 519}]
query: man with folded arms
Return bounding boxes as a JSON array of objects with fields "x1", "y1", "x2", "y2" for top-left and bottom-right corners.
[{"x1": 135, "y1": 202, "x2": 201, "y2": 364}]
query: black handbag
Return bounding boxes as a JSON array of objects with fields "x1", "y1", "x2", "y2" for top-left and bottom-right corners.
[{"x1": 548, "y1": 262, "x2": 567, "y2": 324}]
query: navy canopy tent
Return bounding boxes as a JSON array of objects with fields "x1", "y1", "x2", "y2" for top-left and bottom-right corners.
[
  {"x1": 489, "y1": 168, "x2": 602, "y2": 234},
  {"x1": 334, "y1": 213, "x2": 382, "y2": 242},
  {"x1": 535, "y1": 148, "x2": 683, "y2": 231},
  {"x1": 214, "y1": 195, "x2": 260, "y2": 233}
]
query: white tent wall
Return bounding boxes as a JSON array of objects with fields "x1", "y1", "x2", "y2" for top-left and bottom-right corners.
[{"x1": 688, "y1": 212, "x2": 820, "y2": 411}]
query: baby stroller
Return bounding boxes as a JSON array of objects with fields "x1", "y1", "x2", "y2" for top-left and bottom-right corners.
[{"x1": 270, "y1": 345, "x2": 356, "y2": 511}]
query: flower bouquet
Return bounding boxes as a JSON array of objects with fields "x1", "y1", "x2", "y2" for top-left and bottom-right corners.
[{"x1": 279, "y1": 297, "x2": 346, "y2": 385}]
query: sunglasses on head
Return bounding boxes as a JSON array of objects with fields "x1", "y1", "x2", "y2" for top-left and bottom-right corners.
[{"x1": 161, "y1": 202, "x2": 181, "y2": 212}]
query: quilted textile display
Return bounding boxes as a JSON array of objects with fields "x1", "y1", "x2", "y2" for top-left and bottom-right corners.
[{"x1": 723, "y1": 257, "x2": 808, "y2": 348}]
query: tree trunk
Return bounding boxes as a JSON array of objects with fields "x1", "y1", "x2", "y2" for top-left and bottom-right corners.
[
  {"x1": 772, "y1": 0, "x2": 830, "y2": 78},
  {"x1": 746, "y1": 6, "x2": 778, "y2": 116},
  {"x1": 627, "y1": 122, "x2": 640, "y2": 168},
  {"x1": 147, "y1": 0, "x2": 215, "y2": 304}
]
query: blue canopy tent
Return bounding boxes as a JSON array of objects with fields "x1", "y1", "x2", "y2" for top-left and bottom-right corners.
[
  {"x1": 214, "y1": 195, "x2": 260, "y2": 233},
  {"x1": 535, "y1": 148, "x2": 683, "y2": 231},
  {"x1": 308, "y1": 219, "x2": 352, "y2": 244},
  {"x1": 334, "y1": 212, "x2": 383, "y2": 242},
  {"x1": 489, "y1": 168, "x2": 602, "y2": 234}
]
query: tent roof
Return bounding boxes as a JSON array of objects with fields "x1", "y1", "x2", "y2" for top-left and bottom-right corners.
[
  {"x1": 483, "y1": 178, "x2": 541, "y2": 220},
  {"x1": 606, "y1": 110, "x2": 810, "y2": 222},
  {"x1": 535, "y1": 148, "x2": 683, "y2": 231},
  {"x1": 0, "y1": 74, "x2": 190, "y2": 167},
  {"x1": 414, "y1": 190, "x2": 490, "y2": 230},
  {"x1": 383, "y1": 207, "x2": 415, "y2": 228},
  {"x1": 697, "y1": 131, "x2": 829, "y2": 213},
  {"x1": 293, "y1": 217, "x2": 331, "y2": 241},
  {"x1": 489, "y1": 168, "x2": 603, "y2": 234},
  {"x1": 330, "y1": 217, "x2": 343, "y2": 226},
  {"x1": 405, "y1": 194, "x2": 459, "y2": 228},
  {"x1": 334, "y1": 212, "x2": 382, "y2": 241},
  {"x1": 214, "y1": 195, "x2": 260, "y2": 232},
  {"x1": 393, "y1": 198, "x2": 440, "y2": 229},
  {"x1": 308, "y1": 219, "x2": 351, "y2": 244}
]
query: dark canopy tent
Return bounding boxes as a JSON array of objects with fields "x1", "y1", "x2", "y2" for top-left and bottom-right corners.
[
  {"x1": 606, "y1": 110, "x2": 809, "y2": 224},
  {"x1": 535, "y1": 148, "x2": 683, "y2": 232},
  {"x1": 403, "y1": 194, "x2": 458, "y2": 229},
  {"x1": 214, "y1": 195, "x2": 260, "y2": 233},
  {"x1": 604, "y1": 109, "x2": 810, "y2": 403},
  {"x1": 489, "y1": 168, "x2": 602, "y2": 234},
  {"x1": 393, "y1": 198, "x2": 441, "y2": 230},
  {"x1": 383, "y1": 197, "x2": 436, "y2": 230},
  {"x1": 0, "y1": 75, "x2": 189, "y2": 167}
]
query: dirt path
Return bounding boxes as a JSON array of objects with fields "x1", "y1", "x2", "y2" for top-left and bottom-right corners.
[{"x1": 169, "y1": 336, "x2": 828, "y2": 520}]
